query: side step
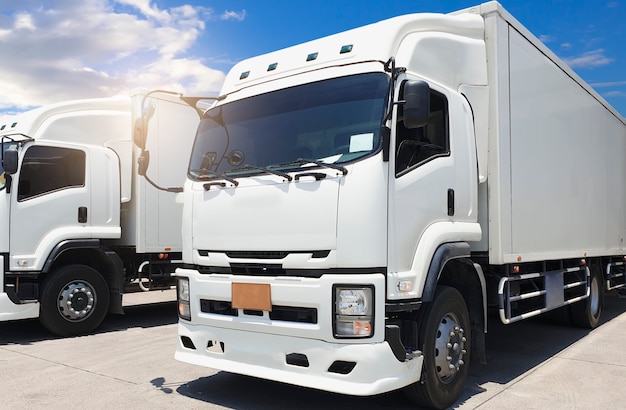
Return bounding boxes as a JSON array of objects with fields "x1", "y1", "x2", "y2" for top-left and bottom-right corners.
[{"x1": 498, "y1": 265, "x2": 589, "y2": 324}]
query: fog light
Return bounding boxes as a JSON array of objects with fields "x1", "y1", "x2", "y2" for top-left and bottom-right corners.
[
  {"x1": 334, "y1": 286, "x2": 374, "y2": 338},
  {"x1": 335, "y1": 319, "x2": 373, "y2": 336},
  {"x1": 177, "y1": 277, "x2": 191, "y2": 321}
]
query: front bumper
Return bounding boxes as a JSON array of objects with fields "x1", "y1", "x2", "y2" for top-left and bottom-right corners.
[
  {"x1": 0, "y1": 293, "x2": 39, "y2": 322},
  {"x1": 176, "y1": 320, "x2": 423, "y2": 396}
]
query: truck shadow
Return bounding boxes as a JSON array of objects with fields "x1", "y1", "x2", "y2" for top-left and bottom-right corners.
[
  {"x1": 175, "y1": 294, "x2": 626, "y2": 410},
  {"x1": 0, "y1": 300, "x2": 178, "y2": 346},
  {"x1": 177, "y1": 372, "x2": 414, "y2": 410}
]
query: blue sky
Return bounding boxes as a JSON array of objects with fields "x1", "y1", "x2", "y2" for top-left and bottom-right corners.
[{"x1": 0, "y1": 0, "x2": 624, "y2": 117}]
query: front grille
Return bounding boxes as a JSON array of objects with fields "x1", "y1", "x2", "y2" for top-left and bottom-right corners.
[
  {"x1": 197, "y1": 250, "x2": 331, "y2": 259},
  {"x1": 226, "y1": 250, "x2": 290, "y2": 259},
  {"x1": 195, "y1": 265, "x2": 385, "y2": 278},
  {"x1": 200, "y1": 299, "x2": 318, "y2": 324}
]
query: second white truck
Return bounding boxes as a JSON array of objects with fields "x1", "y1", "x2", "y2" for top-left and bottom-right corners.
[
  {"x1": 0, "y1": 89, "x2": 212, "y2": 336},
  {"x1": 175, "y1": 2, "x2": 626, "y2": 408}
]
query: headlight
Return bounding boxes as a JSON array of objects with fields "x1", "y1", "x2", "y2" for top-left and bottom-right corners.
[
  {"x1": 334, "y1": 286, "x2": 374, "y2": 338},
  {"x1": 177, "y1": 277, "x2": 191, "y2": 321}
]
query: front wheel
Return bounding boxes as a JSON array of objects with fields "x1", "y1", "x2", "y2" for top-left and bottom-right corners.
[
  {"x1": 39, "y1": 264, "x2": 110, "y2": 337},
  {"x1": 404, "y1": 286, "x2": 471, "y2": 409}
]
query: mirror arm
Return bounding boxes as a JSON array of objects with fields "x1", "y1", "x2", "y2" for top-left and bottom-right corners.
[{"x1": 5, "y1": 174, "x2": 12, "y2": 194}]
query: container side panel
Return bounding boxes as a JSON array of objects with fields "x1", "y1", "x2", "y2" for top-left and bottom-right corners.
[{"x1": 507, "y1": 27, "x2": 626, "y2": 261}]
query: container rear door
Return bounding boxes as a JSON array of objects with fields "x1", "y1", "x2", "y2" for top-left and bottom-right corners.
[{"x1": 134, "y1": 95, "x2": 201, "y2": 253}]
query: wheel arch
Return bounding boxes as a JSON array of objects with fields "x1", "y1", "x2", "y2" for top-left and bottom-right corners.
[
  {"x1": 42, "y1": 239, "x2": 124, "y2": 314},
  {"x1": 422, "y1": 242, "x2": 487, "y2": 364}
]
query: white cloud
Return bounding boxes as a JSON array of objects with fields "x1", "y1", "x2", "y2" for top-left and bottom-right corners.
[
  {"x1": 539, "y1": 34, "x2": 554, "y2": 43},
  {"x1": 563, "y1": 49, "x2": 613, "y2": 69},
  {"x1": 0, "y1": 0, "x2": 239, "y2": 112},
  {"x1": 591, "y1": 80, "x2": 626, "y2": 88},
  {"x1": 14, "y1": 12, "x2": 36, "y2": 31},
  {"x1": 115, "y1": 0, "x2": 171, "y2": 22},
  {"x1": 603, "y1": 90, "x2": 626, "y2": 97},
  {"x1": 221, "y1": 10, "x2": 247, "y2": 21}
]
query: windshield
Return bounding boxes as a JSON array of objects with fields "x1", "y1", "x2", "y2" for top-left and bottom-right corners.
[{"x1": 188, "y1": 72, "x2": 389, "y2": 179}]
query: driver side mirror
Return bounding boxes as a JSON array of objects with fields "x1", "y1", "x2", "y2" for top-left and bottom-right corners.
[
  {"x1": 403, "y1": 80, "x2": 430, "y2": 129},
  {"x1": 3, "y1": 145, "x2": 18, "y2": 174}
]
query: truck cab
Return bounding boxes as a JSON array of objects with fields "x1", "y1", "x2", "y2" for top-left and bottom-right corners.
[{"x1": 0, "y1": 90, "x2": 207, "y2": 336}]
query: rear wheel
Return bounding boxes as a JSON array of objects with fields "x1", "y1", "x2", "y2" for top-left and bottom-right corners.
[
  {"x1": 570, "y1": 264, "x2": 603, "y2": 328},
  {"x1": 39, "y1": 264, "x2": 110, "y2": 337},
  {"x1": 404, "y1": 286, "x2": 471, "y2": 409}
]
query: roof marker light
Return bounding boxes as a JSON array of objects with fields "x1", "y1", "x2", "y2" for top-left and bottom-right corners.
[
  {"x1": 267, "y1": 62, "x2": 278, "y2": 71},
  {"x1": 239, "y1": 71, "x2": 250, "y2": 80},
  {"x1": 340, "y1": 44, "x2": 353, "y2": 54},
  {"x1": 11, "y1": 122, "x2": 17, "y2": 128},
  {"x1": 306, "y1": 52, "x2": 318, "y2": 61},
  {"x1": 0, "y1": 125, "x2": 5, "y2": 130}
]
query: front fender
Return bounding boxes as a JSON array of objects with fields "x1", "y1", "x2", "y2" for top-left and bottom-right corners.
[{"x1": 386, "y1": 221, "x2": 481, "y2": 300}]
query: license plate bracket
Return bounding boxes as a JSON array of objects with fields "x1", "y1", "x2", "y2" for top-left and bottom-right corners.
[{"x1": 232, "y1": 282, "x2": 272, "y2": 311}]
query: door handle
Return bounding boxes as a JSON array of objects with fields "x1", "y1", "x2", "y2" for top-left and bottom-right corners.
[{"x1": 78, "y1": 206, "x2": 87, "y2": 223}]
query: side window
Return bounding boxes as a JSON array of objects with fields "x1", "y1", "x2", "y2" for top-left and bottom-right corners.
[
  {"x1": 395, "y1": 86, "x2": 449, "y2": 176},
  {"x1": 18, "y1": 146, "x2": 85, "y2": 201}
]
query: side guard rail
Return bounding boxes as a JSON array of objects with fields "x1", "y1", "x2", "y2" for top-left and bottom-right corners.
[
  {"x1": 498, "y1": 266, "x2": 589, "y2": 324},
  {"x1": 606, "y1": 261, "x2": 626, "y2": 291}
]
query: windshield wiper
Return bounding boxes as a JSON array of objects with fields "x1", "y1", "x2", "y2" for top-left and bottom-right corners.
[
  {"x1": 293, "y1": 158, "x2": 348, "y2": 175},
  {"x1": 230, "y1": 164, "x2": 293, "y2": 182},
  {"x1": 191, "y1": 170, "x2": 240, "y2": 188}
]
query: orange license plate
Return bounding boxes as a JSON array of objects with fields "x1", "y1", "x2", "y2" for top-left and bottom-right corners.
[{"x1": 231, "y1": 283, "x2": 272, "y2": 311}]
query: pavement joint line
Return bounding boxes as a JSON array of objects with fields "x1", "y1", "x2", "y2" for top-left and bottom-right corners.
[
  {"x1": 471, "y1": 311, "x2": 625, "y2": 408},
  {"x1": 0, "y1": 346, "x2": 141, "y2": 386},
  {"x1": 555, "y1": 356, "x2": 626, "y2": 368}
]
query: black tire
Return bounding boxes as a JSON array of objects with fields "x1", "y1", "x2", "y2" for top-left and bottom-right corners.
[
  {"x1": 570, "y1": 264, "x2": 603, "y2": 329},
  {"x1": 404, "y1": 286, "x2": 471, "y2": 409},
  {"x1": 39, "y1": 264, "x2": 110, "y2": 337}
]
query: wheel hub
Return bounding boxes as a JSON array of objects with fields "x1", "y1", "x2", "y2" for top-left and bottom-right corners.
[
  {"x1": 57, "y1": 281, "x2": 95, "y2": 321},
  {"x1": 434, "y1": 313, "x2": 467, "y2": 382}
]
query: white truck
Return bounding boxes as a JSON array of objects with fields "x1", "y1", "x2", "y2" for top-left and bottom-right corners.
[
  {"x1": 0, "y1": 89, "x2": 211, "y2": 337},
  {"x1": 174, "y1": 2, "x2": 626, "y2": 408}
]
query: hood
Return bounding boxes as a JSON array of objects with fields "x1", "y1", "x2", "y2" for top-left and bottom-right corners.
[{"x1": 191, "y1": 175, "x2": 340, "y2": 254}]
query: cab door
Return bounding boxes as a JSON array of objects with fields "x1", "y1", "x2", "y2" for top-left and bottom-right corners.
[
  {"x1": 387, "y1": 78, "x2": 479, "y2": 295},
  {"x1": 387, "y1": 80, "x2": 456, "y2": 276},
  {"x1": 0, "y1": 169, "x2": 9, "y2": 255},
  {"x1": 9, "y1": 143, "x2": 90, "y2": 271},
  {"x1": 0, "y1": 141, "x2": 17, "y2": 254}
]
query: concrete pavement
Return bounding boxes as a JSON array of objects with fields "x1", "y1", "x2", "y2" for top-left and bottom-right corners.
[{"x1": 0, "y1": 289, "x2": 624, "y2": 409}]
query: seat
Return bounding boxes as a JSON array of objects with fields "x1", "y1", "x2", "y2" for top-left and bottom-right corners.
[{"x1": 396, "y1": 139, "x2": 443, "y2": 171}]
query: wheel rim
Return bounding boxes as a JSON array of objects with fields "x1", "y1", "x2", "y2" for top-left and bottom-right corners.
[
  {"x1": 56, "y1": 281, "x2": 96, "y2": 322},
  {"x1": 433, "y1": 312, "x2": 467, "y2": 383}
]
